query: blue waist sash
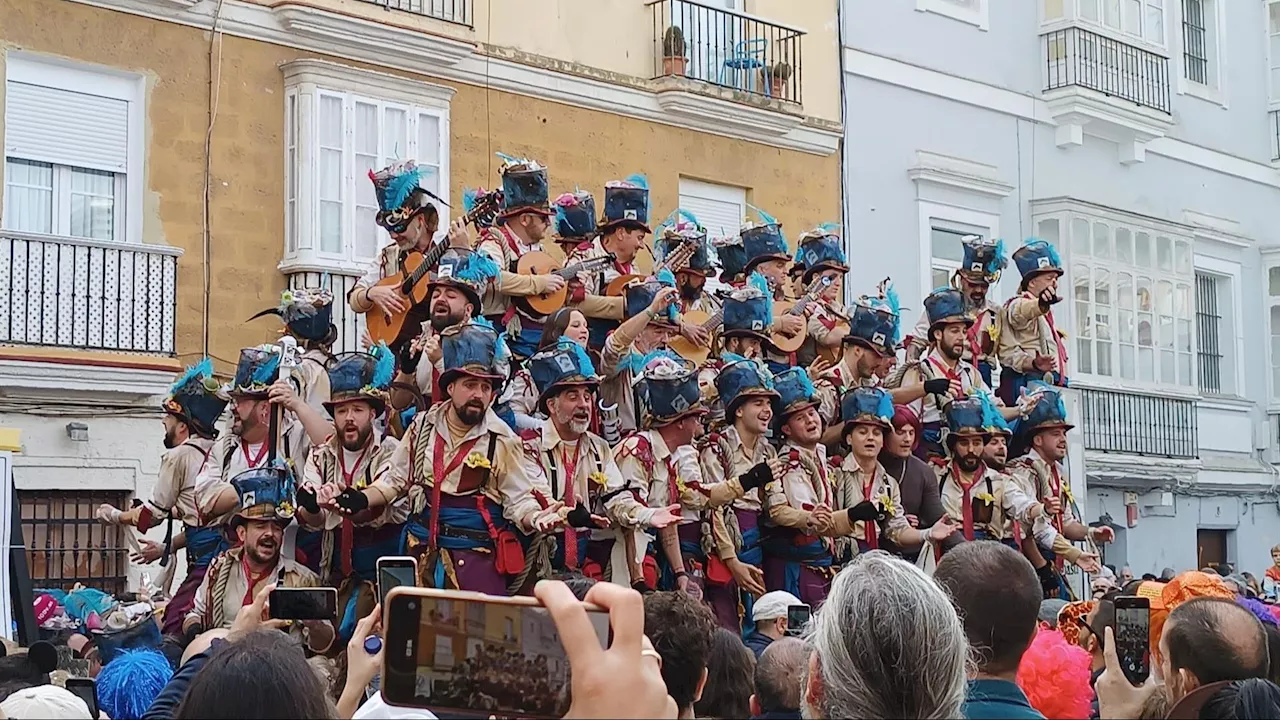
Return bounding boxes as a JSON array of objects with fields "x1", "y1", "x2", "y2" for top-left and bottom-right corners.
[
  {"x1": 738, "y1": 525, "x2": 763, "y2": 567},
  {"x1": 972, "y1": 530, "x2": 1019, "y2": 550},
  {"x1": 402, "y1": 500, "x2": 510, "y2": 554},
  {"x1": 184, "y1": 525, "x2": 227, "y2": 569},
  {"x1": 765, "y1": 359, "x2": 790, "y2": 376}
]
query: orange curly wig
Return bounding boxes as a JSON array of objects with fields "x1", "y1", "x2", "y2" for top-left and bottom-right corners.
[{"x1": 1017, "y1": 628, "x2": 1095, "y2": 720}]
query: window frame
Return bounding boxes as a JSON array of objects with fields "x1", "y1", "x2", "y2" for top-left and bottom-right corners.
[
  {"x1": 1263, "y1": 251, "x2": 1280, "y2": 408},
  {"x1": 1176, "y1": 0, "x2": 1226, "y2": 105},
  {"x1": 1041, "y1": 0, "x2": 1171, "y2": 51},
  {"x1": 1192, "y1": 254, "x2": 1242, "y2": 399},
  {"x1": 677, "y1": 177, "x2": 748, "y2": 299},
  {"x1": 916, "y1": 201, "x2": 1000, "y2": 306},
  {"x1": 4, "y1": 160, "x2": 127, "y2": 242},
  {"x1": 916, "y1": 0, "x2": 990, "y2": 31},
  {"x1": 3, "y1": 53, "x2": 145, "y2": 245},
  {"x1": 1270, "y1": 0, "x2": 1280, "y2": 110}
]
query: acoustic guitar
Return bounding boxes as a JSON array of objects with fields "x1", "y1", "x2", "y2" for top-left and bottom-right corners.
[
  {"x1": 365, "y1": 191, "x2": 504, "y2": 346},
  {"x1": 815, "y1": 302, "x2": 852, "y2": 365},
  {"x1": 769, "y1": 275, "x2": 836, "y2": 354},
  {"x1": 513, "y1": 252, "x2": 620, "y2": 317},
  {"x1": 668, "y1": 304, "x2": 724, "y2": 367},
  {"x1": 603, "y1": 241, "x2": 699, "y2": 297}
]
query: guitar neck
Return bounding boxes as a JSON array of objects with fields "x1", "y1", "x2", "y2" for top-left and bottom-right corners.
[
  {"x1": 701, "y1": 310, "x2": 724, "y2": 331},
  {"x1": 556, "y1": 257, "x2": 614, "y2": 279}
]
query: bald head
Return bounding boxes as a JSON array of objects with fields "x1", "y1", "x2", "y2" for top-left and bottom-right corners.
[
  {"x1": 1165, "y1": 598, "x2": 1268, "y2": 689},
  {"x1": 753, "y1": 638, "x2": 808, "y2": 714}
]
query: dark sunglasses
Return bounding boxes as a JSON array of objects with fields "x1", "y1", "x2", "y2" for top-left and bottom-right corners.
[{"x1": 382, "y1": 206, "x2": 429, "y2": 235}]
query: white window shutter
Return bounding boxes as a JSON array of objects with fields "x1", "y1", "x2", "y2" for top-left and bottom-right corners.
[{"x1": 4, "y1": 81, "x2": 128, "y2": 172}]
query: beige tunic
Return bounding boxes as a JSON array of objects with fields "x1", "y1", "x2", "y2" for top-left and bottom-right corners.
[
  {"x1": 935, "y1": 462, "x2": 1044, "y2": 542},
  {"x1": 368, "y1": 403, "x2": 552, "y2": 532},
  {"x1": 699, "y1": 426, "x2": 775, "y2": 559},
  {"x1": 763, "y1": 442, "x2": 846, "y2": 557},
  {"x1": 520, "y1": 422, "x2": 657, "y2": 529},
  {"x1": 813, "y1": 358, "x2": 866, "y2": 427},
  {"x1": 829, "y1": 458, "x2": 909, "y2": 545},
  {"x1": 299, "y1": 434, "x2": 408, "y2": 532},
  {"x1": 1007, "y1": 451, "x2": 1084, "y2": 561},
  {"x1": 598, "y1": 317, "x2": 650, "y2": 435},
  {"x1": 296, "y1": 348, "x2": 333, "y2": 418},
  {"x1": 908, "y1": 298, "x2": 1000, "y2": 364},
  {"x1": 144, "y1": 437, "x2": 215, "y2": 528},
  {"x1": 897, "y1": 348, "x2": 989, "y2": 425},
  {"x1": 615, "y1": 430, "x2": 741, "y2": 525},
  {"x1": 996, "y1": 292, "x2": 1068, "y2": 375},
  {"x1": 186, "y1": 546, "x2": 319, "y2": 631},
  {"x1": 477, "y1": 225, "x2": 553, "y2": 322}
]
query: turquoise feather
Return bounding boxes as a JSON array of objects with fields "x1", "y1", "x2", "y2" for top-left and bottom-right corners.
[
  {"x1": 463, "y1": 187, "x2": 479, "y2": 214},
  {"x1": 560, "y1": 339, "x2": 598, "y2": 378},
  {"x1": 875, "y1": 390, "x2": 894, "y2": 421},
  {"x1": 384, "y1": 166, "x2": 424, "y2": 212},
  {"x1": 457, "y1": 251, "x2": 500, "y2": 284},
  {"x1": 170, "y1": 357, "x2": 213, "y2": 395},
  {"x1": 371, "y1": 342, "x2": 395, "y2": 389},
  {"x1": 656, "y1": 268, "x2": 676, "y2": 287},
  {"x1": 251, "y1": 352, "x2": 281, "y2": 384},
  {"x1": 747, "y1": 204, "x2": 777, "y2": 226},
  {"x1": 795, "y1": 368, "x2": 816, "y2": 399},
  {"x1": 624, "y1": 173, "x2": 649, "y2": 189}
]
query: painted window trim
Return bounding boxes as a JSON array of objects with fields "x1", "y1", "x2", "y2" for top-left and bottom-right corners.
[
  {"x1": 1040, "y1": 0, "x2": 1171, "y2": 54},
  {"x1": 1192, "y1": 254, "x2": 1243, "y2": 398},
  {"x1": 3, "y1": 52, "x2": 145, "y2": 245},
  {"x1": 1174, "y1": 0, "x2": 1228, "y2": 108},
  {"x1": 916, "y1": 0, "x2": 989, "y2": 31},
  {"x1": 916, "y1": 200, "x2": 1000, "y2": 307},
  {"x1": 1264, "y1": 252, "x2": 1280, "y2": 407}
]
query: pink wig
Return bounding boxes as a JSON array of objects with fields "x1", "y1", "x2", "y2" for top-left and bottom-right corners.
[
  {"x1": 890, "y1": 404, "x2": 922, "y2": 450},
  {"x1": 1016, "y1": 629, "x2": 1095, "y2": 720}
]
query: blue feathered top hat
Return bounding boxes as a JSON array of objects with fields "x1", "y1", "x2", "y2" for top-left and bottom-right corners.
[
  {"x1": 774, "y1": 367, "x2": 819, "y2": 419},
  {"x1": 554, "y1": 191, "x2": 597, "y2": 240},
  {"x1": 716, "y1": 354, "x2": 778, "y2": 420},
  {"x1": 438, "y1": 317, "x2": 510, "y2": 396},
  {"x1": 635, "y1": 350, "x2": 704, "y2": 428},
  {"x1": 741, "y1": 205, "x2": 789, "y2": 274},
  {"x1": 230, "y1": 465, "x2": 296, "y2": 524},
  {"x1": 428, "y1": 248, "x2": 500, "y2": 316},
  {"x1": 601, "y1": 175, "x2": 651, "y2": 233},
  {"x1": 496, "y1": 153, "x2": 551, "y2": 219},
  {"x1": 960, "y1": 236, "x2": 1007, "y2": 282},
  {"x1": 722, "y1": 272, "x2": 773, "y2": 343},
  {"x1": 977, "y1": 390, "x2": 1012, "y2": 437},
  {"x1": 529, "y1": 339, "x2": 600, "y2": 412},
  {"x1": 840, "y1": 386, "x2": 893, "y2": 430},
  {"x1": 369, "y1": 160, "x2": 442, "y2": 231},
  {"x1": 923, "y1": 287, "x2": 973, "y2": 330},
  {"x1": 324, "y1": 344, "x2": 396, "y2": 416},
  {"x1": 163, "y1": 358, "x2": 227, "y2": 439},
  {"x1": 943, "y1": 396, "x2": 988, "y2": 438},
  {"x1": 228, "y1": 345, "x2": 282, "y2": 398},
  {"x1": 1012, "y1": 238, "x2": 1064, "y2": 283},
  {"x1": 714, "y1": 236, "x2": 750, "y2": 283},
  {"x1": 656, "y1": 210, "x2": 713, "y2": 276},
  {"x1": 624, "y1": 269, "x2": 681, "y2": 328},
  {"x1": 1014, "y1": 382, "x2": 1074, "y2": 436},
  {"x1": 796, "y1": 224, "x2": 848, "y2": 283},
  {"x1": 248, "y1": 286, "x2": 335, "y2": 344},
  {"x1": 844, "y1": 279, "x2": 901, "y2": 358}
]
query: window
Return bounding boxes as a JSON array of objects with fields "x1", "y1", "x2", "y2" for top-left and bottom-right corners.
[
  {"x1": 1181, "y1": 0, "x2": 1208, "y2": 84},
  {"x1": 1044, "y1": 0, "x2": 1166, "y2": 46},
  {"x1": 282, "y1": 60, "x2": 453, "y2": 274},
  {"x1": 918, "y1": 0, "x2": 990, "y2": 30},
  {"x1": 1194, "y1": 273, "x2": 1222, "y2": 393},
  {"x1": 930, "y1": 227, "x2": 972, "y2": 290},
  {"x1": 916, "y1": 201, "x2": 999, "y2": 308},
  {"x1": 1270, "y1": 1, "x2": 1280, "y2": 104},
  {"x1": 1267, "y1": 266, "x2": 1280, "y2": 402},
  {"x1": 20, "y1": 490, "x2": 129, "y2": 597},
  {"x1": 678, "y1": 177, "x2": 747, "y2": 297},
  {"x1": 3, "y1": 55, "x2": 142, "y2": 244},
  {"x1": 1035, "y1": 207, "x2": 1194, "y2": 390}
]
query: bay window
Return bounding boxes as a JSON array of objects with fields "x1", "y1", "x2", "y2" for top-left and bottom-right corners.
[{"x1": 1042, "y1": 0, "x2": 1167, "y2": 47}]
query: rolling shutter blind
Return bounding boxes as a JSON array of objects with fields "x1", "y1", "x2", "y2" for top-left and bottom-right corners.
[
  {"x1": 678, "y1": 179, "x2": 747, "y2": 294},
  {"x1": 4, "y1": 81, "x2": 129, "y2": 172}
]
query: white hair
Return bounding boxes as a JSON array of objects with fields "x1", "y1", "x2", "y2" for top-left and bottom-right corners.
[{"x1": 803, "y1": 551, "x2": 971, "y2": 719}]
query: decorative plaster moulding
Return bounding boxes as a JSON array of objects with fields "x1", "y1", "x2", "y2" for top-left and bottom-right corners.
[
  {"x1": 907, "y1": 150, "x2": 1014, "y2": 199},
  {"x1": 1043, "y1": 86, "x2": 1174, "y2": 165},
  {"x1": 273, "y1": 4, "x2": 476, "y2": 67},
  {"x1": 0, "y1": 359, "x2": 174, "y2": 399},
  {"x1": 281, "y1": 58, "x2": 456, "y2": 106},
  {"x1": 655, "y1": 89, "x2": 803, "y2": 138}
]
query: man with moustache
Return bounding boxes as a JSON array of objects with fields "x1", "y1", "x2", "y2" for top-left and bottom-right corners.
[
  {"x1": 95, "y1": 359, "x2": 227, "y2": 637},
  {"x1": 701, "y1": 356, "x2": 785, "y2": 630},
  {"x1": 295, "y1": 344, "x2": 404, "y2": 643},
  {"x1": 792, "y1": 226, "x2": 849, "y2": 368},
  {"x1": 739, "y1": 212, "x2": 804, "y2": 375},
  {"x1": 599, "y1": 276, "x2": 683, "y2": 434},
  {"x1": 1008, "y1": 385, "x2": 1114, "y2": 599},
  {"x1": 249, "y1": 287, "x2": 336, "y2": 416},
  {"x1": 329, "y1": 318, "x2": 565, "y2": 594},
  {"x1": 696, "y1": 273, "x2": 773, "y2": 431},
  {"x1": 569, "y1": 175, "x2": 652, "y2": 353},
  {"x1": 762, "y1": 369, "x2": 843, "y2": 605},
  {"x1": 997, "y1": 239, "x2": 1070, "y2": 406},
  {"x1": 522, "y1": 340, "x2": 682, "y2": 580},
  {"x1": 655, "y1": 212, "x2": 715, "y2": 351},
  {"x1": 908, "y1": 236, "x2": 1007, "y2": 388},
  {"x1": 829, "y1": 387, "x2": 958, "y2": 559},
  {"x1": 813, "y1": 284, "x2": 904, "y2": 449},
  {"x1": 183, "y1": 466, "x2": 334, "y2": 654}
]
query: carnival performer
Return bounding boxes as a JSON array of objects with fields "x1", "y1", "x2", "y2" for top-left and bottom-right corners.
[
  {"x1": 568, "y1": 175, "x2": 652, "y2": 353},
  {"x1": 696, "y1": 273, "x2": 773, "y2": 429},
  {"x1": 598, "y1": 275, "x2": 683, "y2": 434},
  {"x1": 248, "y1": 286, "x2": 336, "y2": 416},
  {"x1": 739, "y1": 208, "x2": 803, "y2": 374},
  {"x1": 550, "y1": 190, "x2": 597, "y2": 258},
  {"x1": 793, "y1": 226, "x2": 849, "y2": 368},
  {"x1": 908, "y1": 235, "x2": 1006, "y2": 387},
  {"x1": 996, "y1": 239, "x2": 1070, "y2": 406},
  {"x1": 813, "y1": 285, "x2": 901, "y2": 448}
]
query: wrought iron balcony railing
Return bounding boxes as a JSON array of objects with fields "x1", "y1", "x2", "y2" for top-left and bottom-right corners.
[
  {"x1": 355, "y1": 0, "x2": 472, "y2": 27},
  {"x1": 1080, "y1": 387, "x2": 1198, "y2": 459},
  {"x1": 648, "y1": 0, "x2": 804, "y2": 105},
  {"x1": 0, "y1": 232, "x2": 180, "y2": 355},
  {"x1": 1042, "y1": 26, "x2": 1171, "y2": 115}
]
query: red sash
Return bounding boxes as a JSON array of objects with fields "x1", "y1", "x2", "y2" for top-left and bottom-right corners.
[
  {"x1": 428, "y1": 433, "x2": 483, "y2": 549},
  {"x1": 338, "y1": 444, "x2": 372, "y2": 576}
]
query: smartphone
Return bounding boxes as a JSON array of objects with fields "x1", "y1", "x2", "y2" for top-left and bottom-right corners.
[
  {"x1": 785, "y1": 605, "x2": 811, "y2": 636},
  {"x1": 378, "y1": 557, "x2": 419, "y2": 608},
  {"x1": 269, "y1": 587, "x2": 338, "y2": 621},
  {"x1": 65, "y1": 677, "x2": 98, "y2": 718},
  {"x1": 1113, "y1": 595, "x2": 1151, "y2": 686},
  {"x1": 382, "y1": 587, "x2": 610, "y2": 717}
]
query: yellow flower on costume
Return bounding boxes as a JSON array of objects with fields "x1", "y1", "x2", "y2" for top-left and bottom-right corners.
[
  {"x1": 463, "y1": 452, "x2": 491, "y2": 470},
  {"x1": 878, "y1": 495, "x2": 896, "y2": 516},
  {"x1": 589, "y1": 472, "x2": 608, "y2": 487},
  {"x1": 976, "y1": 492, "x2": 996, "y2": 506},
  {"x1": 277, "y1": 501, "x2": 295, "y2": 517},
  {"x1": 1063, "y1": 485, "x2": 1074, "y2": 503}
]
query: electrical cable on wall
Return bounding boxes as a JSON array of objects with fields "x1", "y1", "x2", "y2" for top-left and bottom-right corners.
[{"x1": 201, "y1": 0, "x2": 229, "y2": 358}]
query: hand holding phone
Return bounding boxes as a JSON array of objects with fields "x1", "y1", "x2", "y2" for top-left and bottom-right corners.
[
  {"x1": 65, "y1": 677, "x2": 98, "y2": 718},
  {"x1": 1112, "y1": 596, "x2": 1150, "y2": 686},
  {"x1": 377, "y1": 557, "x2": 418, "y2": 608},
  {"x1": 785, "y1": 604, "x2": 811, "y2": 637},
  {"x1": 269, "y1": 587, "x2": 338, "y2": 621}
]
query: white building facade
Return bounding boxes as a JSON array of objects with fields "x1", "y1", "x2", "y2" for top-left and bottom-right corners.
[{"x1": 841, "y1": 0, "x2": 1280, "y2": 576}]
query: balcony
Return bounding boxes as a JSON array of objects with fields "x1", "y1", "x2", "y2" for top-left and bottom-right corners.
[
  {"x1": 648, "y1": 0, "x2": 804, "y2": 105},
  {"x1": 0, "y1": 232, "x2": 179, "y2": 356},
  {"x1": 1040, "y1": 27, "x2": 1173, "y2": 163},
  {"x1": 1080, "y1": 387, "x2": 1198, "y2": 460},
  {"x1": 353, "y1": 0, "x2": 472, "y2": 27}
]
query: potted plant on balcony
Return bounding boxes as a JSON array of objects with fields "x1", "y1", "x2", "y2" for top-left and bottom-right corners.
[
  {"x1": 662, "y1": 25, "x2": 688, "y2": 76},
  {"x1": 767, "y1": 61, "x2": 792, "y2": 98}
]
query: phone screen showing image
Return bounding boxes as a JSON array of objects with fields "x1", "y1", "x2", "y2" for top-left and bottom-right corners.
[
  {"x1": 786, "y1": 605, "x2": 810, "y2": 636},
  {"x1": 1114, "y1": 596, "x2": 1151, "y2": 686},
  {"x1": 269, "y1": 588, "x2": 337, "y2": 621},
  {"x1": 379, "y1": 562, "x2": 418, "y2": 607}
]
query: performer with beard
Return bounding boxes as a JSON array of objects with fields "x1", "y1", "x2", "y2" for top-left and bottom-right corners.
[
  {"x1": 522, "y1": 340, "x2": 681, "y2": 580},
  {"x1": 568, "y1": 175, "x2": 651, "y2": 353},
  {"x1": 696, "y1": 273, "x2": 772, "y2": 430},
  {"x1": 1008, "y1": 385, "x2": 1111, "y2": 599},
  {"x1": 505, "y1": 308, "x2": 592, "y2": 432},
  {"x1": 295, "y1": 344, "x2": 404, "y2": 644},
  {"x1": 332, "y1": 318, "x2": 564, "y2": 593},
  {"x1": 762, "y1": 368, "x2": 844, "y2": 605},
  {"x1": 739, "y1": 209, "x2": 804, "y2": 375},
  {"x1": 908, "y1": 236, "x2": 1007, "y2": 388},
  {"x1": 996, "y1": 239, "x2": 1070, "y2": 406},
  {"x1": 654, "y1": 211, "x2": 714, "y2": 352},
  {"x1": 183, "y1": 466, "x2": 333, "y2": 653},
  {"x1": 598, "y1": 276, "x2": 683, "y2": 434},
  {"x1": 813, "y1": 286, "x2": 902, "y2": 449},
  {"x1": 95, "y1": 359, "x2": 227, "y2": 637},
  {"x1": 793, "y1": 226, "x2": 849, "y2": 368},
  {"x1": 249, "y1": 287, "x2": 336, "y2": 416}
]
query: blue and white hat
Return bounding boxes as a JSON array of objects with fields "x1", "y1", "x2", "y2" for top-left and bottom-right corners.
[
  {"x1": 960, "y1": 236, "x2": 1007, "y2": 282},
  {"x1": 438, "y1": 317, "x2": 510, "y2": 397},
  {"x1": 656, "y1": 210, "x2": 713, "y2": 277},
  {"x1": 741, "y1": 205, "x2": 789, "y2": 274},
  {"x1": 635, "y1": 350, "x2": 704, "y2": 428},
  {"x1": 496, "y1": 153, "x2": 551, "y2": 220},
  {"x1": 601, "y1": 175, "x2": 651, "y2": 233},
  {"x1": 1012, "y1": 239, "x2": 1063, "y2": 283},
  {"x1": 230, "y1": 466, "x2": 296, "y2": 524},
  {"x1": 722, "y1": 272, "x2": 773, "y2": 343},
  {"x1": 528, "y1": 339, "x2": 600, "y2": 412},
  {"x1": 923, "y1": 287, "x2": 973, "y2": 330},
  {"x1": 228, "y1": 345, "x2": 282, "y2": 398},
  {"x1": 796, "y1": 224, "x2": 848, "y2": 283},
  {"x1": 716, "y1": 354, "x2": 778, "y2": 419},
  {"x1": 324, "y1": 343, "x2": 396, "y2": 416},
  {"x1": 624, "y1": 269, "x2": 681, "y2": 328},
  {"x1": 774, "y1": 367, "x2": 820, "y2": 420},
  {"x1": 248, "y1": 287, "x2": 335, "y2": 344},
  {"x1": 369, "y1": 160, "x2": 442, "y2": 231},
  {"x1": 553, "y1": 191, "x2": 597, "y2": 241},
  {"x1": 428, "y1": 248, "x2": 500, "y2": 316},
  {"x1": 844, "y1": 279, "x2": 901, "y2": 358},
  {"x1": 162, "y1": 358, "x2": 227, "y2": 438},
  {"x1": 840, "y1": 386, "x2": 893, "y2": 430}
]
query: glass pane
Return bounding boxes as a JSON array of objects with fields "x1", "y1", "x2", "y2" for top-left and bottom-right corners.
[
  {"x1": 1157, "y1": 236, "x2": 1172, "y2": 271},
  {"x1": 384, "y1": 107, "x2": 408, "y2": 160},
  {"x1": 1115, "y1": 227, "x2": 1132, "y2": 264},
  {"x1": 1177, "y1": 318, "x2": 1191, "y2": 352},
  {"x1": 1120, "y1": 344, "x2": 1136, "y2": 379},
  {"x1": 320, "y1": 149, "x2": 342, "y2": 202},
  {"x1": 1139, "y1": 346, "x2": 1155, "y2": 382},
  {"x1": 1096, "y1": 306, "x2": 1112, "y2": 340},
  {"x1": 1037, "y1": 218, "x2": 1060, "y2": 246},
  {"x1": 1098, "y1": 0, "x2": 1116, "y2": 25},
  {"x1": 1138, "y1": 313, "x2": 1154, "y2": 346},
  {"x1": 1160, "y1": 349, "x2": 1174, "y2": 382},
  {"x1": 418, "y1": 113, "x2": 442, "y2": 166},
  {"x1": 1095, "y1": 267, "x2": 1111, "y2": 307},
  {"x1": 319, "y1": 96, "x2": 343, "y2": 148},
  {"x1": 1270, "y1": 267, "x2": 1280, "y2": 297},
  {"x1": 1044, "y1": 0, "x2": 1064, "y2": 20},
  {"x1": 1119, "y1": 308, "x2": 1135, "y2": 343},
  {"x1": 69, "y1": 167, "x2": 116, "y2": 241},
  {"x1": 1146, "y1": 1, "x2": 1163, "y2": 43},
  {"x1": 1156, "y1": 280, "x2": 1172, "y2": 315},
  {"x1": 1078, "y1": 339, "x2": 1093, "y2": 374},
  {"x1": 1137, "y1": 276, "x2": 1153, "y2": 312},
  {"x1": 1159, "y1": 314, "x2": 1174, "y2": 348},
  {"x1": 320, "y1": 201, "x2": 342, "y2": 254},
  {"x1": 1077, "y1": 302, "x2": 1093, "y2": 337},
  {"x1": 1175, "y1": 283, "x2": 1191, "y2": 319},
  {"x1": 1074, "y1": 264, "x2": 1091, "y2": 301},
  {"x1": 356, "y1": 154, "x2": 378, "y2": 206},
  {"x1": 1272, "y1": 1, "x2": 1280, "y2": 34},
  {"x1": 1175, "y1": 240, "x2": 1190, "y2": 274},
  {"x1": 1093, "y1": 222, "x2": 1111, "y2": 258},
  {"x1": 1177, "y1": 353, "x2": 1190, "y2": 386},
  {"x1": 932, "y1": 267, "x2": 952, "y2": 291},
  {"x1": 1118, "y1": 272, "x2": 1134, "y2": 309},
  {"x1": 1072, "y1": 217, "x2": 1091, "y2": 256},
  {"x1": 354, "y1": 102, "x2": 378, "y2": 155},
  {"x1": 1273, "y1": 367, "x2": 1280, "y2": 399},
  {"x1": 1081, "y1": 0, "x2": 1099, "y2": 21},
  {"x1": 1097, "y1": 341, "x2": 1113, "y2": 376},
  {"x1": 1123, "y1": 0, "x2": 1140, "y2": 34},
  {"x1": 931, "y1": 228, "x2": 968, "y2": 263},
  {"x1": 355, "y1": 208, "x2": 379, "y2": 260},
  {"x1": 1136, "y1": 232, "x2": 1151, "y2": 266},
  {"x1": 3, "y1": 159, "x2": 54, "y2": 234}
]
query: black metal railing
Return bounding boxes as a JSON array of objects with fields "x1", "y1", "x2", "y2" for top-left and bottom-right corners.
[
  {"x1": 1080, "y1": 387, "x2": 1198, "y2": 459},
  {"x1": 355, "y1": 0, "x2": 472, "y2": 27},
  {"x1": 289, "y1": 271, "x2": 365, "y2": 354},
  {"x1": 1194, "y1": 273, "x2": 1222, "y2": 394},
  {"x1": 648, "y1": 0, "x2": 804, "y2": 105},
  {"x1": 0, "y1": 232, "x2": 179, "y2": 355},
  {"x1": 1270, "y1": 110, "x2": 1280, "y2": 162},
  {"x1": 21, "y1": 490, "x2": 130, "y2": 598},
  {"x1": 1042, "y1": 26, "x2": 1171, "y2": 114}
]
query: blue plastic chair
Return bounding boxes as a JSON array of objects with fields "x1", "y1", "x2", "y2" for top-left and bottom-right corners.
[{"x1": 720, "y1": 38, "x2": 767, "y2": 94}]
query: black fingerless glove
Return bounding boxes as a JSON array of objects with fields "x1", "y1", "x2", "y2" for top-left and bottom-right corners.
[
  {"x1": 849, "y1": 500, "x2": 882, "y2": 523},
  {"x1": 1036, "y1": 562, "x2": 1060, "y2": 596},
  {"x1": 566, "y1": 503, "x2": 594, "y2": 529},
  {"x1": 296, "y1": 485, "x2": 320, "y2": 514},
  {"x1": 738, "y1": 462, "x2": 774, "y2": 493},
  {"x1": 334, "y1": 487, "x2": 369, "y2": 514},
  {"x1": 1038, "y1": 288, "x2": 1060, "y2": 312},
  {"x1": 397, "y1": 341, "x2": 421, "y2": 375},
  {"x1": 632, "y1": 579, "x2": 653, "y2": 595},
  {"x1": 923, "y1": 378, "x2": 950, "y2": 395}
]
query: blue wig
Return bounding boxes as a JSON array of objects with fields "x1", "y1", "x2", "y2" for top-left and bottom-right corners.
[{"x1": 96, "y1": 649, "x2": 174, "y2": 720}]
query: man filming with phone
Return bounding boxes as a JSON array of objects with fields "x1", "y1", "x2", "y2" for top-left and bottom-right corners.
[{"x1": 184, "y1": 467, "x2": 334, "y2": 655}]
